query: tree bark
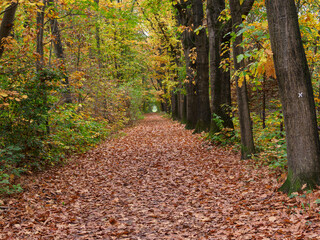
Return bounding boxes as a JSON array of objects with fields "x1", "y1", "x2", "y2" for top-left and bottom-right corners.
[
  {"x1": 262, "y1": 75, "x2": 266, "y2": 129},
  {"x1": 94, "y1": 0, "x2": 102, "y2": 68},
  {"x1": 184, "y1": 40, "x2": 198, "y2": 129},
  {"x1": 266, "y1": 0, "x2": 320, "y2": 193},
  {"x1": 230, "y1": 0, "x2": 255, "y2": 159},
  {"x1": 0, "y1": 2, "x2": 18, "y2": 59},
  {"x1": 36, "y1": 0, "x2": 50, "y2": 134},
  {"x1": 178, "y1": 91, "x2": 187, "y2": 123},
  {"x1": 174, "y1": 1, "x2": 198, "y2": 129},
  {"x1": 171, "y1": 90, "x2": 179, "y2": 120},
  {"x1": 220, "y1": 36, "x2": 232, "y2": 108},
  {"x1": 207, "y1": 0, "x2": 234, "y2": 133},
  {"x1": 192, "y1": 0, "x2": 211, "y2": 133},
  {"x1": 48, "y1": 0, "x2": 72, "y2": 103},
  {"x1": 36, "y1": 1, "x2": 46, "y2": 71}
]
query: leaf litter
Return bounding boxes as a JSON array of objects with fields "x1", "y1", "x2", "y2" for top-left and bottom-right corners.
[{"x1": 1, "y1": 114, "x2": 320, "y2": 239}]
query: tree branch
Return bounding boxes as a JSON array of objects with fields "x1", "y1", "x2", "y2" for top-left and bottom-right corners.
[{"x1": 222, "y1": 0, "x2": 255, "y2": 38}]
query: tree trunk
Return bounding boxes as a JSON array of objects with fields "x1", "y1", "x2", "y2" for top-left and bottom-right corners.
[
  {"x1": 262, "y1": 75, "x2": 266, "y2": 129},
  {"x1": 94, "y1": 0, "x2": 102, "y2": 68},
  {"x1": 192, "y1": 0, "x2": 211, "y2": 133},
  {"x1": 207, "y1": 0, "x2": 234, "y2": 133},
  {"x1": 184, "y1": 45, "x2": 198, "y2": 129},
  {"x1": 36, "y1": 1, "x2": 46, "y2": 71},
  {"x1": 0, "y1": 2, "x2": 18, "y2": 59},
  {"x1": 36, "y1": 0, "x2": 50, "y2": 134},
  {"x1": 266, "y1": 0, "x2": 320, "y2": 193},
  {"x1": 220, "y1": 39, "x2": 233, "y2": 129},
  {"x1": 230, "y1": 0, "x2": 255, "y2": 159},
  {"x1": 171, "y1": 90, "x2": 179, "y2": 120},
  {"x1": 177, "y1": 89, "x2": 182, "y2": 121},
  {"x1": 183, "y1": 94, "x2": 187, "y2": 122},
  {"x1": 48, "y1": 0, "x2": 72, "y2": 103},
  {"x1": 220, "y1": 37, "x2": 232, "y2": 109},
  {"x1": 179, "y1": 91, "x2": 187, "y2": 123},
  {"x1": 174, "y1": 1, "x2": 198, "y2": 129}
]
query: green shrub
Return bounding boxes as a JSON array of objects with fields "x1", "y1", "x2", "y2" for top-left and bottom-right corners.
[
  {"x1": 48, "y1": 105, "x2": 113, "y2": 156},
  {"x1": 206, "y1": 113, "x2": 239, "y2": 146},
  {"x1": 252, "y1": 111, "x2": 287, "y2": 169}
]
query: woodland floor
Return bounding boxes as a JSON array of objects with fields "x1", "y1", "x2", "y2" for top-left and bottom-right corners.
[{"x1": 1, "y1": 114, "x2": 320, "y2": 239}]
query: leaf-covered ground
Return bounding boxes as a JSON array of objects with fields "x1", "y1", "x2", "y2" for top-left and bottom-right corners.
[{"x1": 1, "y1": 114, "x2": 320, "y2": 239}]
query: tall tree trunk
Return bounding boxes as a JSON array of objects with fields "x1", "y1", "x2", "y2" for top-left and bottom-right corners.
[
  {"x1": 207, "y1": 0, "x2": 234, "y2": 133},
  {"x1": 184, "y1": 45, "x2": 198, "y2": 129},
  {"x1": 0, "y1": 2, "x2": 18, "y2": 59},
  {"x1": 48, "y1": 0, "x2": 72, "y2": 103},
  {"x1": 182, "y1": 94, "x2": 187, "y2": 122},
  {"x1": 36, "y1": 0, "x2": 50, "y2": 134},
  {"x1": 220, "y1": 38, "x2": 232, "y2": 108},
  {"x1": 192, "y1": 0, "x2": 211, "y2": 133},
  {"x1": 36, "y1": 1, "x2": 45, "y2": 71},
  {"x1": 177, "y1": 91, "x2": 182, "y2": 119},
  {"x1": 161, "y1": 86, "x2": 170, "y2": 113},
  {"x1": 178, "y1": 84, "x2": 187, "y2": 123},
  {"x1": 262, "y1": 75, "x2": 266, "y2": 129},
  {"x1": 266, "y1": 0, "x2": 320, "y2": 193},
  {"x1": 94, "y1": 0, "x2": 102, "y2": 68},
  {"x1": 174, "y1": 1, "x2": 198, "y2": 129},
  {"x1": 230, "y1": 0, "x2": 255, "y2": 159},
  {"x1": 171, "y1": 90, "x2": 179, "y2": 120}
]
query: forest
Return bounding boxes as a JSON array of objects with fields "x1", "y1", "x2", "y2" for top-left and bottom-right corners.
[{"x1": 1, "y1": 0, "x2": 320, "y2": 238}]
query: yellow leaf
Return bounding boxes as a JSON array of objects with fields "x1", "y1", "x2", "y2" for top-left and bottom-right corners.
[
  {"x1": 238, "y1": 76, "x2": 244, "y2": 88},
  {"x1": 265, "y1": 49, "x2": 273, "y2": 56},
  {"x1": 0, "y1": 92, "x2": 8, "y2": 98},
  {"x1": 262, "y1": 21, "x2": 268, "y2": 29}
]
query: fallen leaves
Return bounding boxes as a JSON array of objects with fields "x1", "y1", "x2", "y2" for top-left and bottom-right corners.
[{"x1": 1, "y1": 114, "x2": 320, "y2": 239}]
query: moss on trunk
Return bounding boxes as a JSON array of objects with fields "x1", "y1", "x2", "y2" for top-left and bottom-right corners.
[
  {"x1": 180, "y1": 117, "x2": 187, "y2": 124},
  {"x1": 209, "y1": 121, "x2": 220, "y2": 135},
  {"x1": 279, "y1": 169, "x2": 318, "y2": 194},
  {"x1": 193, "y1": 120, "x2": 210, "y2": 134},
  {"x1": 185, "y1": 121, "x2": 196, "y2": 130}
]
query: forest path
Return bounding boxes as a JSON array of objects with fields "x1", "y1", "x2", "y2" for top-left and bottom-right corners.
[{"x1": 1, "y1": 114, "x2": 320, "y2": 239}]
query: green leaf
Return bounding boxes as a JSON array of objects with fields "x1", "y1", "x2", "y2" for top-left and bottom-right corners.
[
  {"x1": 244, "y1": 52, "x2": 252, "y2": 58},
  {"x1": 237, "y1": 54, "x2": 244, "y2": 63},
  {"x1": 289, "y1": 192, "x2": 298, "y2": 199},
  {"x1": 194, "y1": 25, "x2": 204, "y2": 35},
  {"x1": 235, "y1": 27, "x2": 246, "y2": 37},
  {"x1": 0, "y1": 179, "x2": 10, "y2": 184}
]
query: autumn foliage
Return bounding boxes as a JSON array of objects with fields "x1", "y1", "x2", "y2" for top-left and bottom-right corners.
[
  {"x1": 0, "y1": 0, "x2": 161, "y2": 193},
  {"x1": 1, "y1": 0, "x2": 320, "y2": 236}
]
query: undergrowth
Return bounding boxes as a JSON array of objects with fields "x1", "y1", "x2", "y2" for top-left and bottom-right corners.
[
  {"x1": 205, "y1": 111, "x2": 287, "y2": 171},
  {"x1": 0, "y1": 105, "x2": 130, "y2": 195},
  {"x1": 0, "y1": 69, "x2": 145, "y2": 195}
]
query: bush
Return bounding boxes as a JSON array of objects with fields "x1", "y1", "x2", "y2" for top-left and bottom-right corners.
[
  {"x1": 252, "y1": 111, "x2": 287, "y2": 169},
  {"x1": 206, "y1": 113, "x2": 239, "y2": 146}
]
